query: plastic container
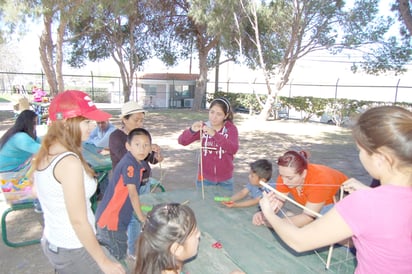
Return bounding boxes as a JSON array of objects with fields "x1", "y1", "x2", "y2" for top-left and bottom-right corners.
[{"x1": 0, "y1": 171, "x2": 34, "y2": 205}]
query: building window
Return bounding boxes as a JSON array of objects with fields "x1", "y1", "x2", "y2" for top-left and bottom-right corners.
[
  {"x1": 173, "y1": 85, "x2": 192, "y2": 98},
  {"x1": 142, "y1": 85, "x2": 157, "y2": 96}
]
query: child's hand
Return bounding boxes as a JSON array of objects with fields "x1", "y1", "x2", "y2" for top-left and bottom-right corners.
[
  {"x1": 190, "y1": 121, "x2": 203, "y2": 132},
  {"x1": 202, "y1": 123, "x2": 216, "y2": 136},
  {"x1": 260, "y1": 191, "x2": 282, "y2": 215},
  {"x1": 252, "y1": 211, "x2": 266, "y2": 226},
  {"x1": 98, "y1": 257, "x2": 125, "y2": 274},
  {"x1": 99, "y1": 148, "x2": 110, "y2": 156},
  {"x1": 138, "y1": 214, "x2": 147, "y2": 223},
  {"x1": 230, "y1": 270, "x2": 246, "y2": 274},
  {"x1": 342, "y1": 178, "x2": 369, "y2": 194},
  {"x1": 151, "y1": 144, "x2": 164, "y2": 162},
  {"x1": 222, "y1": 201, "x2": 235, "y2": 207}
]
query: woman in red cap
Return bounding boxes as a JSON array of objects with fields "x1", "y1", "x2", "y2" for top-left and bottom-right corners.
[{"x1": 33, "y1": 90, "x2": 125, "y2": 274}]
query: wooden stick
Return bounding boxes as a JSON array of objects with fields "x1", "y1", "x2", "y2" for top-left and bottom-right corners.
[
  {"x1": 325, "y1": 243, "x2": 334, "y2": 269},
  {"x1": 201, "y1": 147, "x2": 217, "y2": 150},
  {"x1": 150, "y1": 162, "x2": 164, "y2": 193},
  {"x1": 325, "y1": 186, "x2": 346, "y2": 270},
  {"x1": 181, "y1": 200, "x2": 190, "y2": 205},
  {"x1": 339, "y1": 186, "x2": 344, "y2": 201},
  {"x1": 278, "y1": 183, "x2": 345, "y2": 187},
  {"x1": 259, "y1": 181, "x2": 322, "y2": 218},
  {"x1": 260, "y1": 181, "x2": 336, "y2": 270},
  {"x1": 199, "y1": 127, "x2": 205, "y2": 200}
]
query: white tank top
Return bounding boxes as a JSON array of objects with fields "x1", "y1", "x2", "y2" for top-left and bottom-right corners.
[{"x1": 34, "y1": 151, "x2": 97, "y2": 248}]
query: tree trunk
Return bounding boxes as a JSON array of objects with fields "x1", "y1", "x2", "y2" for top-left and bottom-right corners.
[
  {"x1": 399, "y1": 0, "x2": 412, "y2": 35},
  {"x1": 193, "y1": 48, "x2": 208, "y2": 111},
  {"x1": 56, "y1": 19, "x2": 66, "y2": 93},
  {"x1": 39, "y1": 12, "x2": 58, "y2": 96},
  {"x1": 112, "y1": 51, "x2": 132, "y2": 103}
]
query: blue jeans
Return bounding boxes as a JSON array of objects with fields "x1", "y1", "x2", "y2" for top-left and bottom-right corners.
[
  {"x1": 127, "y1": 182, "x2": 151, "y2": 256},
  {"x1": 96, "y1": 226, "x2": 128, "y2": 261},
  {"x1": 196, "y1": 178, "x2": 234, "y2": 195},
  {"x1": 320, "y1": 203, "x2": 334, "y2": 215}
]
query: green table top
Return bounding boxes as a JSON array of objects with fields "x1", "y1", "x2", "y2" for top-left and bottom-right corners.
[
  {"x1": 140, "y1": 188, "x2": 357, "y2": 274},
  {"x1": 82, "y1": 143, "x2": 112, "y2": 173}
]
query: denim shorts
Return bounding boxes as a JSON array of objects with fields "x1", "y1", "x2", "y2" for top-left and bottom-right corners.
[{"x1": 41, "y1": 237, "x2": 115, "y2": 274}]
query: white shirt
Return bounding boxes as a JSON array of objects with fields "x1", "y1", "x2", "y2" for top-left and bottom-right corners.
[{"x1": 34, "y1": 152, "x2": 97, "y2": 248}]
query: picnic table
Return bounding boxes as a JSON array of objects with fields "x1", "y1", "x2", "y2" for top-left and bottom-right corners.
[
  {"x1": 140, "y1": 188, "x2": 357, "y2": 274},
  {"x1": 82, "y1": 143, "x2": 112, "y2": 177},
  {"x1": 0, "y1": 167, "x2": 40, "y2": 247}
]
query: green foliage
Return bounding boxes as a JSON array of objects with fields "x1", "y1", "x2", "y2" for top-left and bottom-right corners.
[
  {"x1": 66, "y1": 1, "x2": 153, "y2": 69},
  {"x1": 282, "y1": 97, "x2": 329, "y2": 122},
  {"x1": 324, "y1": 98, "x2": 369, "y2": 126},
  {"x1": 223, "y1": 0, "x2": 411, "y2": 101},
  {"x1": 85, "y1": 87, "x2": 110, "y2": 103},
  {"x1": 206, "y1": 91, "x2": 238, "y2": 106},
  {"x1": 206, "y1": 91, "x2": 263, "y2": 113},
  {"x1": 340, "y1": 0, "x2": 411, "y2": 75}
]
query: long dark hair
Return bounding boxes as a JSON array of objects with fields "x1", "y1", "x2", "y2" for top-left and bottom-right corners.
[
  {"x1": 134, "y1": 203, "x2": 197, "y2": 274},
  {"x1": 0, "y1": 110, "x2": 37, "y2": 149}
]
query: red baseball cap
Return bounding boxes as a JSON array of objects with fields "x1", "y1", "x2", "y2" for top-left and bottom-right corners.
[{"x1": 48, "y1": 90, "x2": 112, "y2": 121}]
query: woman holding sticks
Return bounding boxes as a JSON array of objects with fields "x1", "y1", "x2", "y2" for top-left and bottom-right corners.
[
  {"x1": 178, "y1": 97, "x2": 239, "y2": 193},
  {"x1": 253, "y1": 150, "x2": 348, "y2": 228},
  {"x1": 260, "y1": 106, "x2": 412, "y2": 273}
]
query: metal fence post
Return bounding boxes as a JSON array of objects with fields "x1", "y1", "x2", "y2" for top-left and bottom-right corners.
[
  {"x1": 90, "y1": 71, "x2": 94, "y2": 99},
  {"x1": 41, "y1": 70, "x2": 45, "y2": 92},
  {"x1": 394, "y1": 78, "x2": 401, "y2": 104},
  {"x1": 335, "y1": 78, "x2": 339, "y2": 101}
]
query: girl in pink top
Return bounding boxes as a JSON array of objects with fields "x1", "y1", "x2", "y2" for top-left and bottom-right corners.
[
  {"x1": 260, "y1": 106, "x2": 412, "y2": 274},
  {"x1": 178, "y1": 97, "x2": 239, "y2": 192}
]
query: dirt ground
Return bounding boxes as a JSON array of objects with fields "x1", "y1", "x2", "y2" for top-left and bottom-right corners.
[{"x1": 0, "y1": 109, "x2": 370, "y2": 274}]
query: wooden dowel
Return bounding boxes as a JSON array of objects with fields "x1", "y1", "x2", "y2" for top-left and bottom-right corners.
[
  {"x1": 199, "y1": 127, "x2": 205, "y2": 200},
  {"x1": 259, "y1": 181, "x2": 322, "y2": 218}
]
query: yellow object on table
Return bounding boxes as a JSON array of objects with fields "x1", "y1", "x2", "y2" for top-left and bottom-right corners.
[{"x1": 0, "y1": 170, "x2": 40, "y2": 247}]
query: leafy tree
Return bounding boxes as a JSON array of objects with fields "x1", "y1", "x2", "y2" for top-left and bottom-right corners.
[
  {"x1": 2, "y1": 0, "x2": 88, "y2": 96},
  {"x1": 66, "y1": 0, "x2": 198, "y2": 102},
  {"x1": 66, "y1": 1, "x2": 156, "y2": 102},
  {"x1": 222, "y1": 0, "x2": 411, "y2": 119},
  {"x1": 176, "y1": 0, "x2": 242, "y2": 110}
]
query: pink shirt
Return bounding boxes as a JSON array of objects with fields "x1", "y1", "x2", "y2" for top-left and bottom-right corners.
[
  {"x1": 178, "y1": 121, "x2": 239, "y2": 182},
  {"x1": 335, "y1": 185, "x2": 412, "y2": 274}
]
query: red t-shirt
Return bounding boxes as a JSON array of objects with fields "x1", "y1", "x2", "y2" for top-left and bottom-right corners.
[{"x1": 276, "y1": 163, "x2": 348, "y2": 206}]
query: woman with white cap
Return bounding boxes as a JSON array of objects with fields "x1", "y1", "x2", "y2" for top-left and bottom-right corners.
[
  {"x1": 33, "y1": 90, "x2": 125, "y2": 274},
  {"x1": 109, "y1": 101, "x2": 162, "y2": 169},
  {"x1": 108, "y1": 101, "x2": 163, "y2": 259}
]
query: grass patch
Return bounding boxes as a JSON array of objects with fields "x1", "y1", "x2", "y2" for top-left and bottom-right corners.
[{"x1": 0, "y1": 97, "x2": 11, "y2": 103}]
